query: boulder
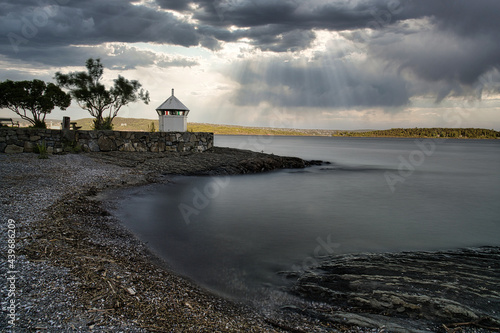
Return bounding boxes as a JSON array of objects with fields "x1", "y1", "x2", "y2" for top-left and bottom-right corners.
[
  {"x1": 120, "y1": 142, "x2": 136, "y2": 152},
  {"x1": 88, "y1": 141, "x2": 100, "y2": 152},
  {"x1": 4, "y1": 144, "x2": 24, "y2": 153},
  {"x1": 24, "y1": 141, "x2": 35, "y2": 153},
  {"x1": 150, "y1": 142, "x2": 159, "y2": 152},
  {"x1": 97, "y1": 135, "x2": 117, "y2": 151},
  {"x1": 133, "y1": 142, "x2": 147, "y2": 152}
]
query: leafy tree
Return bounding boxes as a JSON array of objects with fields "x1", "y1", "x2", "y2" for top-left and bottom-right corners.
[
  {"x1": 55, "y1": 58, "x2": 150, "y2": 130},
  {"x1": 0, "y1": 79, "x2": 71, "y2": 128}
]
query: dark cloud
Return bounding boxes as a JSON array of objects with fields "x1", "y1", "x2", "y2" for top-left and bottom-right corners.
[
  {"x1": 240, "y1": 26, "x2": 317, "y2": 53},
  {"x1": 0, "y1": 0, "x2": 202, "y2": 62},
  {"x1": 3, "y1": 0, "x2": 500, "y2": 63},
  {"x1": 215, "y1": 2, "x2": 499, "y2": 109},
  {"x1": 155, "y1": 0, "x2": 500, "y2": 95},
  {"x1": 0, "y1": 66, "x2": 53, "y2": 82},
  {"x1": 363, "y1": 1, "x2": 500, "y2": 100},
  {"x1": 228, "y1": 53, "x2": 410, "y2": 109},
  {"x1": 427, "y1": 0, "x2": 500, "y2": 37},
  {"x1": 370, "y1": 31, "x2": 500, "y2": 85},
  {"x1": 1, "y1": 0, "x2": 499, "y2": 108},
  {"x1": 0, "y1": 43, "x2": 198, "y2": 73},
  {"x1": 154, "y1": 0, "x2": 192, "y2": 12}
]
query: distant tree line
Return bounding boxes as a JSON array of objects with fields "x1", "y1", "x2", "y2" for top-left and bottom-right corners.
[{"x1": 335, "y1": 128, "x2": 500, "y2": 139}]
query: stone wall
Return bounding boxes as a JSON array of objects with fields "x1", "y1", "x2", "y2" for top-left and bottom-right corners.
[{"x1": 0, "y1": 128, "x2": 213, "y2": 154}]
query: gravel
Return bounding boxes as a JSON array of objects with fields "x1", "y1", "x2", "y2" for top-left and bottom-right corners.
[
  {"x1": 0, "y1": 151, "x2": 306, "y2": 332},
  {"x1": 0, "y1": 153, "x2": 150, "y2": 331}
]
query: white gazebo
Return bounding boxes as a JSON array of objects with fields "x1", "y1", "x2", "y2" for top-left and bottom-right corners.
[{"x1": 156, "y1": 89, "x2": 190, "y2": 132}]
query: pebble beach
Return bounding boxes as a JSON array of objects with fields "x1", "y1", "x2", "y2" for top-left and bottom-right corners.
[{"x1": 0, "y1": 149, "x2": 316, "y2": 332}]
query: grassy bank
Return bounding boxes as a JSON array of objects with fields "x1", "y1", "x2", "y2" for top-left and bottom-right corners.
[
  {"x1": 71, "y1": 118, "x2": 341, "y2": 136},
  {"x1": 11, "y1": 116, "x2": 498, "y2": 139}
]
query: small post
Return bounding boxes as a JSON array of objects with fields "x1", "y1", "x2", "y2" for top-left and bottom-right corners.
[
  {"x1": 61, "y1": 116, "x2": 75, "y2": 141},
  {"x1": 62, "y1": 116, "x2": 71, "y2": 130}
]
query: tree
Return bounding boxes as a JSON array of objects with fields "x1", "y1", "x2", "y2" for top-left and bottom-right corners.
[
  {"x1": 0, "y1": 79, "x2": 71, "y2": 128},
  {"x1": 55, "y1": 58, "x2": 150, "y2": 130}
]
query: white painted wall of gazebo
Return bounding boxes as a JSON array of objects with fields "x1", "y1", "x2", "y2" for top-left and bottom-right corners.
[{"x1": 159, "y1": 115, "x2": 187, "y2": 132}]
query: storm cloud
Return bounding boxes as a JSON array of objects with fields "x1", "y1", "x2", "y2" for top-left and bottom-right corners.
[
  {"x1": 1, "y1": 0, "x2": 499, "y2": 112},
  {"x1": 0, "y1": 0, "x2": 202, "y2": 67},
  {"x1": 227, "y1": 49, "x2": 411, "y2": 109}
]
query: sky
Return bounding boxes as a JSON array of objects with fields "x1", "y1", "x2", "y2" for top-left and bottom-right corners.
[{"x1": 1, "y1": 0, "x2": 499, "y2": 130}]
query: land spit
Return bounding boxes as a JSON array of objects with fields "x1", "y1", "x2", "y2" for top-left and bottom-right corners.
[{"x1": 0, "y1": 148, "x2": 498, "y2": 332}]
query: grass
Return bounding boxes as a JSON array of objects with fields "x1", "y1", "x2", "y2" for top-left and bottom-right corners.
[
  {"x1": 72, "y1": 118, "x2": 342, "y2": 136},
  {"x1": 36, "y1": 141, "x2": 49, "y2": 159},
  {"x1": 73, "y1": 117, "x2": 157, "y2": 131}
]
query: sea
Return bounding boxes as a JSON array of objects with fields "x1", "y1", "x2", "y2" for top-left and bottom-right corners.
[{"x1": 112, "y1": 135, "x2": 500, "y2": 302}]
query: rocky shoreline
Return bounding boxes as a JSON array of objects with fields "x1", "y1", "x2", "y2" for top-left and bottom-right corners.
[
  {"x1": 281, "y1": 248, "x2": 500, "y2": 332},
  {"x1": 1, "y1": 148, "x2": 499, "y2": 332},
  {"x1": 0, "y1": 148, "x2": 323, "y2": 332}
]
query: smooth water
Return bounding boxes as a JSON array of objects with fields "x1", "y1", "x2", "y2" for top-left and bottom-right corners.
[{"x1": 114, "y1": 136, "x2": 500, "y2": 300}]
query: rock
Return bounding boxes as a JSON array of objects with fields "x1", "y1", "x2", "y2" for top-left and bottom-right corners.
[
  {"x1": 158, "y1": 141, "x2": 166, "y2": 152},
  {"x1": 120, "y1": 142, "x2": 136, "y2": 152},
  {"x1": 133, "y1": 142, "x2": 147, "y2": 152},
  {"x1": 88, "y1": 141, "x2": 100, "y2": 152},
  {"x1": 4, "y1": 144, "x2": 24, "y2": 153},
  {"x1": 150, "y1": 142, "x2": 159, "y2": 152},
  {"x1": 284, "y1": 247, "x2": 500, "y2": 329},
  {"x1": 97, "y1": 135, "x2": 117, "y2": 151},
  {"x1": 24, "y1": 141, "x2": 35, "y2": 153},
  {"x1": 121, "y1": 131, "x2": 132, "y2": 139}
]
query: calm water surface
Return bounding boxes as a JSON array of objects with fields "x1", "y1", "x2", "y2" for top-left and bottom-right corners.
[{"x1": 113, "y1": 136, "x2": 500, "y2": 300}]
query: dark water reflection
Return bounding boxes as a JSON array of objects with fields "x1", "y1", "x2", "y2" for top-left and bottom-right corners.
[{"x1": 113, "y1": 136, "x2": 500, "y2": 301}]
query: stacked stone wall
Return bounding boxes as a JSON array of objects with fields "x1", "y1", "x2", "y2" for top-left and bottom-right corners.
[{"x1": 0, "y1": 128, "x2": 213, "y2": 153}]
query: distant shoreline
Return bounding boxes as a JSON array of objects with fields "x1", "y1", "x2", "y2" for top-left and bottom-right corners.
[
  {"x1": 6, "y1": 116, "x2": 500, "y2": 139},
  {"x1": 217, "y1": 133, "x2": 500, "y2": 139}
]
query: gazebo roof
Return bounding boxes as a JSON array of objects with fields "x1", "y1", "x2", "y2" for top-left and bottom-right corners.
[{"x1": 156, "y1": 89, "x2": 190, "y2": 111}]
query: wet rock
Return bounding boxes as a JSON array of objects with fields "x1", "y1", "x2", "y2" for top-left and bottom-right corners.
[
  {"x1": 88, "y1": 147, "x2": 315, "y2": 176},
  {"x1": 283, "y1": 247, "x2": 500, "y2": 331}
]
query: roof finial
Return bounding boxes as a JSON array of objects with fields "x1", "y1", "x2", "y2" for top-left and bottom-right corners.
[{"x1": 172, "y1": 88, "x2": 174, "y2": 96}]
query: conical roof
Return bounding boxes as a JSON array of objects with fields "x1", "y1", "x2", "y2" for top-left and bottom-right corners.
[{"x1": 156, "y1": 89, "x2": 190, "y2": 111}]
